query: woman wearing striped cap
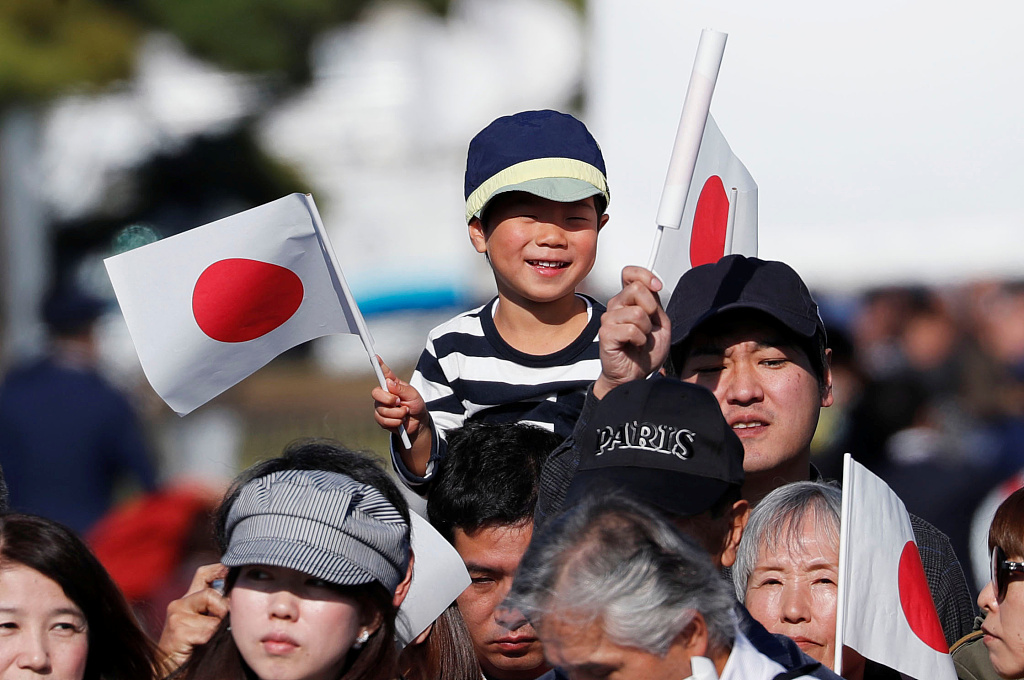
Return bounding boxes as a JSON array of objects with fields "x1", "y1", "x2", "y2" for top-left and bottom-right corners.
[{"x1": 170, "y1": 439, "x2": 412, "y2": 680}]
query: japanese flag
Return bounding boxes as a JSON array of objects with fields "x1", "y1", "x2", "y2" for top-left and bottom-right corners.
[
  {"x1": 651, "y1": 114, "x2": 757, "y2": 302},
  {"x1": 835, "y1": 454, "x2": 956, "y2": 680},
  {"x1": 396, "y1": 512, "x2": 471, "y2": 648},
  {"x1": 105, "y1": 193, "x2": 362, "y2": 415}
]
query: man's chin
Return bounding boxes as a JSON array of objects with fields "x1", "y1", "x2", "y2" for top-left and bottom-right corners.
[{"x1": 480, "y1": 648, "x2": 550, "y2": 680}]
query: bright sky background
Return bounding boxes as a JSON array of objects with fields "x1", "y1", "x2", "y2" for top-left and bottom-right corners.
[{"x1": 586, "y1": 0, "x2": 1024, "y2": 292}]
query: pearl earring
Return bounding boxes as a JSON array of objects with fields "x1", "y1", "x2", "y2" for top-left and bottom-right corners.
[{"x1": 353, "y1": 629, "x2": 371, "y2": 650}]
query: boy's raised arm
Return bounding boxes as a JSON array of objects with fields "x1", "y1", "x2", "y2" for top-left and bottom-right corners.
[{"x1": 372, "y1": 357, "x2": 433, "y2": 477}]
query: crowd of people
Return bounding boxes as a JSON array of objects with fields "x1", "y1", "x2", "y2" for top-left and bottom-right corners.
[{"x1": 1, "y1": 108, "x2": 1022, "y2": 680}]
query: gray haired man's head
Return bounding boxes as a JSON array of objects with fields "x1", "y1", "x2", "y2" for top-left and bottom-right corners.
[
  {"x1": 504, "y1": 492, "x2": 737, "y2": 657},
  {"x1": 732, "y1": 481, "x2": 841, "y2": 601}
]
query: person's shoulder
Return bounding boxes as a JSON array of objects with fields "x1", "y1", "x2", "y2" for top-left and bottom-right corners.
[
  {"x1": 909, "y1": 512, "x2": 956, "y2": 556},
  {"x1": 423, "y1": 300, "x2": 493, "y2": 342},
  {"x1": 579, "y1": 292, "x2": 607, "y2": 315},
  {"x1": 951, "y1": 629, "x2": 1001, "y2": 680}
]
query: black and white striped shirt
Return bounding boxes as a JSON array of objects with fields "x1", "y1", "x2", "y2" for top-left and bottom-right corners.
[{"x1": 392, "y1": 294, "x2": 604, "y2": 490}]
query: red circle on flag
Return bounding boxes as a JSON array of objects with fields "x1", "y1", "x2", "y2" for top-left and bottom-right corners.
[
  {"x1": 192, "y1": 259, "x2": 304, "y2": 343},
  {"x1": 898, "y1": 541, "x2": 947, "y2": 652},
  {"x1": 689, "y1": 175, "x2": 730, "y2": 267}
]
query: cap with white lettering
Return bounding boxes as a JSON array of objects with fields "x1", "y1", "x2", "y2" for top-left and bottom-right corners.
[{"x1": 565, "y1": 378, "x2": 744, "y2": 518}]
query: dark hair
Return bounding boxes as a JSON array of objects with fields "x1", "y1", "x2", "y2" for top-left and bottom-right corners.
[
  {"x1": 0, "y1": 513, "x2": 158, "y2": 680},
  {"x1": 990, "y1": 487, "x2": 1024, "y2": 559},
  {"x1": 177, "y1": 439, "x2": 409, "y2": 680},
  {"x1": 427, "y1": 422, "x2": 562, "y2": 543},
  {"x1": 0, "y1": 462, "x2": 9, "y2": 512},
  {"x1": 400, "y1": 604, "x2": 481, "y2": 680}
]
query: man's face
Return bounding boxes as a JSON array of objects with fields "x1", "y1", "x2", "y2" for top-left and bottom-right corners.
[
  {"x1": 678, "y1": 313, "x2": 832, "y2": 494},
  {"x1": 453, "y1": 521, "x2": 548, "y2": 680}
]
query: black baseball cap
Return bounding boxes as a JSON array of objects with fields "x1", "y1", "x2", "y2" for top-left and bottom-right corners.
[
  {"x1": 666, "y1": 254, "x2": 826, "y2": 350},
  {"x1": 565, "y1": 378, "x2": 744, "y2": 518}
]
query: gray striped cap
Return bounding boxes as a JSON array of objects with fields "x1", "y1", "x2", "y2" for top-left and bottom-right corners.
[{"x1": 222, "y1": 469, "x2": 410, "y2": 594}]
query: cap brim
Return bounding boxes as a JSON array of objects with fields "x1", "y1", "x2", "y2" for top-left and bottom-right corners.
[
  {"x1": 222, "y1": 536, "x2": 401, "y2": 594},
  {"x1": 474, "y1": 177, "x2": 603, "y2": 220},
  {"x1": 564, "y1": 467, "x2": 734, "y2": 518}
]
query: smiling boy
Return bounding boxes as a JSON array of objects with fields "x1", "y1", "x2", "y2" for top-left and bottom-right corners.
[{"x1": 373, "y1": 110, "x2": 610, "y2": 491}]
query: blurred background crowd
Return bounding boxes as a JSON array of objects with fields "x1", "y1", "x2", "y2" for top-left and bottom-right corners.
[{"x1": 1, "y1": 0, "x2": 1022, "y2": 642}]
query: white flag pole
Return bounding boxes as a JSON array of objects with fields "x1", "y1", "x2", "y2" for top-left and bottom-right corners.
[
  {"x1": 834, "y1": 453, "x2": 855, "y2": 675},
  {"x1": 304, "y1": 194, "x2": 413, "y2": 449},
  {"x1": 648, "y1": 28, "x2": 727, "y2": 271}
]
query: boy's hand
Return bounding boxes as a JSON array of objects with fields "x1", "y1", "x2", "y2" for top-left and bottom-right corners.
[
  {"x1": 594, "y1": 266, "x2": 671, "y2": 399},
  {"x1": 372, "y1": 357, "x2": 429, "y2": 440},
  {"x1": 372, "y1": 357, "x2": 434, "y2": 477}
]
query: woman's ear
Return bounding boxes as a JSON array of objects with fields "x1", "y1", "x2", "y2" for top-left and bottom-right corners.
[
  {"x1": 392, "y1": 550, "x2": 415, "y2": 608},
  {"x1": 468, "y1": 217, "x2": 488, "y2": 254},
  {"x1": 718, "y1": 500, "x2": 751, "y2": 569}
]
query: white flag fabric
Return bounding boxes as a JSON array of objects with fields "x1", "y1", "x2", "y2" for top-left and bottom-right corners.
[
  {"x1": 395, "y1": 512, "x2": 471, "y2": 648},
  {"x1": 105, "y1": 193, "x2": 361, "y2": 415},
  {"x1": 652, "y1": 114, "x2": 757, "y2": 302},
  {"x1": 835, "y1": 454, "x2": 956, "y2": 680}
]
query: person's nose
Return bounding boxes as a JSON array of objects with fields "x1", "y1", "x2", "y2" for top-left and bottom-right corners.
[
  {"x1": 979, "y1": 579, "x2": 998, "y2": 614},
  {"x1": 16, "y1": 630, "x2": 52, "y2": 673},
  {"x1": 534, "y1": 220, "x2": 568, "y2": 248},
  {"x1": 780, "y1": 582, "x2": 812, "y2": 624},
  {"x1": 723, "y1": 360, "x2": 764, "y2": 406},
  {"x1": 269, "y1": 589, "x2": 300, "y2": 621}
]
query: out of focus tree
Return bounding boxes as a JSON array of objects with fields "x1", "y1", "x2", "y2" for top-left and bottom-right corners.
[{"x1": 0, "y1": 0, "x2": 139, "y2": 104}]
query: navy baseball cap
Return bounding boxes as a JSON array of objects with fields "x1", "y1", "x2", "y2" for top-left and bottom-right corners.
[
  {"x1": 464, "y1": 110, "x2": 610, "y2": 223},
  {"x1": 666, "y1": 254, "x2": 826, "y2": 350},
  {"x1": 565, "y1": 378, "x2": 744, "y2": 518}
]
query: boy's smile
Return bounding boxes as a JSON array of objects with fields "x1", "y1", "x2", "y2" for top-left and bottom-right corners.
[{"x1": 470, "y1": 192, "x2": 606, "y2": 308}]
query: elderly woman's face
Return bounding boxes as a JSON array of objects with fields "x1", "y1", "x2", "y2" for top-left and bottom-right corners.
[{"x1": 744, "y1": 519, "x2": 839, "y2": 668}]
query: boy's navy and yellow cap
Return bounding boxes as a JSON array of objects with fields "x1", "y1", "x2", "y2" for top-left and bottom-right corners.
[{"x1": 464, "y1": 109, "x2": 610, "y2": 223}]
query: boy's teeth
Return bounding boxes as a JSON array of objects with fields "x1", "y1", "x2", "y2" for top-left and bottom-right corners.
[
  {"x1": 732, "y1": 422, "x2": 764, "y2": 429},
  {"x1": 530, "y1": 260, "x2": 567, "y2": 268}
]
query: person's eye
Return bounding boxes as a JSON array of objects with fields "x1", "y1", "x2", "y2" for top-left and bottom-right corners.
[
  {"x1": 692, "y1": 364, "x2": 725, "y2": 375},
  {"x1": 306, "y1": 577, "x2": 333, "y2": 589},
  {"x1": 471, "y1": 576, "x2": 495, "y2": 586},
  {"x1": 761, "y1": 358, "x2": 788, "y2": 368},
  {"x1": 815, "y1": 577, "x2": 836, "y2": 586},
  {"x1": 759, "y1": 578, "x2": 783, "y2": 586},
  {"x1": 242, "y1": 567, "x2": 271, "y2": 581},
  {"x1": 52, "y1": 621, "x2": 84, "y2": 635},
  {"x1": 0, "y1": 621, "x2": 18, "y2": 632}
]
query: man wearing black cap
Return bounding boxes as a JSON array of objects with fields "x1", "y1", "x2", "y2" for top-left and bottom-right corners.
[
  {"x1": 561, "y1": 376, "x2": 839, "y2": 680},
  {"x1": 537, "y1": 256, "x2": 974, "y2": 646}
]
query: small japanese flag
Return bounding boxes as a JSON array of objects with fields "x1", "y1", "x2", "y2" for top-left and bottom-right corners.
[
  {"x1": 835, "y1": 454, "x2": 956, "y2": 680},
  {"x1": 105, "y1": 193, "x2": 362, "y2": 415},
  {"x1": 651, "y1": 114, "x2": 757, "y2": 302},
  {"x1": 396, "y1": 512, "x2": 471, "y2": 648}
]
